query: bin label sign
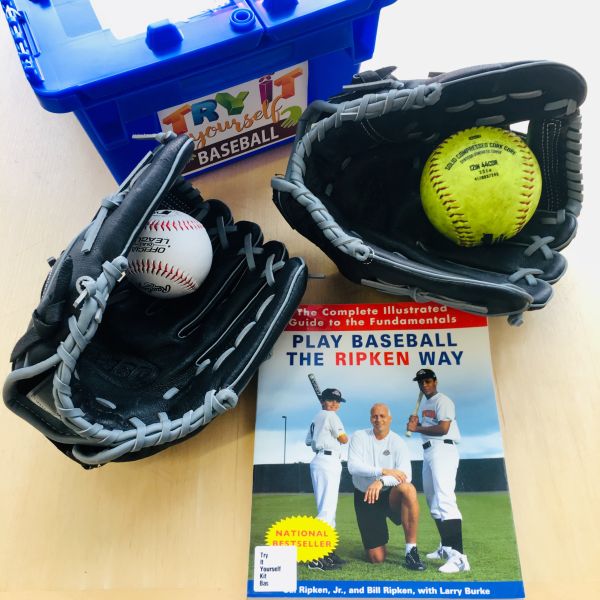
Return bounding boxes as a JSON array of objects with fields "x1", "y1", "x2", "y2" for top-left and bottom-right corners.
[{"x1": 158, "y1": 62, "x2": 309, "y2": 175}]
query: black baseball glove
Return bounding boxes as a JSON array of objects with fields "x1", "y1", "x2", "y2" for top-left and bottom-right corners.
[
  {"x1": 4, "y1": 133, "x2": 307, "y2": 467},
  {"x1": 272, "y1": 61, "x2": 586, "y2": 325}
]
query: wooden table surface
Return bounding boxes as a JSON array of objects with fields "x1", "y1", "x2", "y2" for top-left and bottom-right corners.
[{"x1": 1, "y1": 2, "x2": 599, "y2": 599}]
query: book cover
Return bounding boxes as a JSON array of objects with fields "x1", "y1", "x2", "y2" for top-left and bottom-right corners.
[{"x1": 247, "y1": 301, "x2": 524, "y2": 599}]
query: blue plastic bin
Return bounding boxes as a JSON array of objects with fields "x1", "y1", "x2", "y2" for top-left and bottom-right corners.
[{"x1": 2, "y1": 0, "x2": 396, "y2": 181}]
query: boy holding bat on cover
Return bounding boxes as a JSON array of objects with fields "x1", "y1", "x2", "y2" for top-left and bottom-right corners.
[{"x1": 305, "y1": 386, "x2": 348, "y2": 570}]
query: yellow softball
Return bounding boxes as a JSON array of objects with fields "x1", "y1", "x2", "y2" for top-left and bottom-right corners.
[{"x1": 420, "y1": 126, "x2": 542, "y2": 247}]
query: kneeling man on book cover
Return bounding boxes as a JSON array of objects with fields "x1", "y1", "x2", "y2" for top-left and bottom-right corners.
[{"x1": 348, "y1": 403, "x2": 426, "y2": 571}]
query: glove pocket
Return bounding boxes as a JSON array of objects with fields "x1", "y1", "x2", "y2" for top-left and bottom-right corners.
[{"x1": 189, "y1": 250, "x2": 307, "y2": 398}]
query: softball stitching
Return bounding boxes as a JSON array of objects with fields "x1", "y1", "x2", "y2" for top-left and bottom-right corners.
[{"x1": 426, "y1": 145, "x2": 476, "y2": 246}]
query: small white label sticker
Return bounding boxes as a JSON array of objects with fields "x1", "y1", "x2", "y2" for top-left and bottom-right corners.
[
  {"x1": 26, "y1": 373, "x2": 59, "y2": 417},
  {"x1": 253, "y1": 545, "x2": 297, "y2": 593}
]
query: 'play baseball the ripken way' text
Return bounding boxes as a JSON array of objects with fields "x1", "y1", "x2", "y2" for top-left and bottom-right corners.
[{"x1": 286, "y1": 332, "x2": 463, "y2": 367}]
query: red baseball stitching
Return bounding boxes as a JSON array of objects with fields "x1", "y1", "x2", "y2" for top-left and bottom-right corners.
[
  {"x1": 147, "y1": 219, "x2": 204, "y2": 232},
  {"x1": 127, "y1": 260, "x2": 199, "y2": 291}
]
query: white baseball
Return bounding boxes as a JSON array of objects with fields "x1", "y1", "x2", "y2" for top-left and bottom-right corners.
[{"x1": 126, "y1": 210, "x2": 212, "y2": 298}]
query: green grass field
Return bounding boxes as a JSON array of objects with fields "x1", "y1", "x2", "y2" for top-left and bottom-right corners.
[{"x1": 249, "y1": 492, "x2": 521, "y2": 582}]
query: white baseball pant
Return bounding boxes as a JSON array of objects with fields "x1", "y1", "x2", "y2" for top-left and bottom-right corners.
[
  {"x1": 310, "y1": 453, "x2": 342, "y2": 528},
  {"x1": 422, "y1": 441, "x2": 462, "y2": 521}
]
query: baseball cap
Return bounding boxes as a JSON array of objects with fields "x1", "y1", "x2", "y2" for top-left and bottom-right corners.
[
  {"x1": 321, "y1": 388, "x2": 346, "y2": 402},
  {"x1": 412, "y1": 369, "x2": 437, "y2": 381}
]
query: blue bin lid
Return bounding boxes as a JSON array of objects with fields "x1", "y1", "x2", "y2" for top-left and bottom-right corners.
[
  {"x1": 3, "y1": 0, "x2": 395, "y2": 112},
  {"x1": 4, "y1": 0, "x2": 263, "y2": 111}
]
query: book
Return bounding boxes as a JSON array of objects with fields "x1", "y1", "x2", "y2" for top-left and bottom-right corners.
[{"x1": 247, "y1": 301, "x2": 524, "y2": 599}]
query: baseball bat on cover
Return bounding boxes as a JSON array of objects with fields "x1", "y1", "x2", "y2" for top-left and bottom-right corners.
[
  {"x1": 406, "y1": 391, "x2": 424, "y2": 437},
  {"x1": 308, "y1": 373, "x2": 322, "y2": 401}
]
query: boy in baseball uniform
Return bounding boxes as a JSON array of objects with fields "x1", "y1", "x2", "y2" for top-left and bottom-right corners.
[
  {"x1": 407, "y1": 368, "x2": 470, "y2": 573},
  {"x1": 305, "y1": 387, "x2": 348, "y2": 570}
]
